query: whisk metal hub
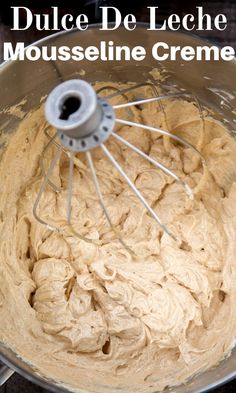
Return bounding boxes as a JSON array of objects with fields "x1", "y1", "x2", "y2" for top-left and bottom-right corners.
[
  {"x1": 35, "y1": 79, "x2": 206, "y2": 253},
  {"x1": 45, "y1": 79, "x2": 115, "y2": 152}
]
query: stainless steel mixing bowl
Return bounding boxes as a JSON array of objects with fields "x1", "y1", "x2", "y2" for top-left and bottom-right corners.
[{"x1": 0, "y1": 24, "x2": 235, "y2": 393}]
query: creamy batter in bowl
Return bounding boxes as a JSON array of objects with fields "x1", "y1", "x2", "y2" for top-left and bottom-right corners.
[
  {"x1": 0, "y1": 26, "x2": 236, "y2": 393},
  {"x1": 0, "y1": 81, "x2": 236, "y2": 393}
]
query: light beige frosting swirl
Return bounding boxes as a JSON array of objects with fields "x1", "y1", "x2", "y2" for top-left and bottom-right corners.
[{"x1": 0, "y1": 84, "x2": 236, "y2": 393}]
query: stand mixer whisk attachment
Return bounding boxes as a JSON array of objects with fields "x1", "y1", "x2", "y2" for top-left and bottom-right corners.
[{"x1": 33, "y1": 79, "x2": 205, "y2": 253}]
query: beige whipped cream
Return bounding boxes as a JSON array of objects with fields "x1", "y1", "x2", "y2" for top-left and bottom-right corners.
[{"x1": 0, "y1": 83, "x2": 236, "y2": 393}]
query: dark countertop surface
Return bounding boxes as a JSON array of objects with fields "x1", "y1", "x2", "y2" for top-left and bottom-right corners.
[{"x1": 0, "y1": 0, "x2": 236, "y2": 392}]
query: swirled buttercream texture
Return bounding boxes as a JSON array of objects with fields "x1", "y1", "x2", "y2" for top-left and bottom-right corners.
[{"x1": 0, "y1": 84, "x2": 236, "y2": 393}]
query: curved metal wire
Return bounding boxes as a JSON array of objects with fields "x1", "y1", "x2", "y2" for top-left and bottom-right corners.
[
  {"x1": 115, "y1": 117, "x2": 206, "y2": 165},
  {"x1": 113, "y1": 94, "x2": 187, "y2": 110},
  {"x1": 41, "y1": 130, "x2": 62, "y2": 193},
  {"x1": 34, "y1": 135, "x2": 99, "y2": 244},
  {"x1": 105, "y1": 82, "x2": 160, "y2": 100},
  {"x1": 35, "y1": 81, "x2": 207, "y2": 246},
  {"x1": 100, "y1": 143, "x2": 177, "y2": 241},
  {"x1": 111, "y1": 132, "x2": 193, "y2": 199},
  {"x1": 110, "y1": 85, "x2": 206, "y2": 159},
  {"x1": 105, "y1": 82, "x2": 205, "y2": 162},
  {"x1": 96, "y1": 85, "x2": 130, "y2": 106},
  {"x1": 33, "y1": 139, "x2": 63, "y2": 231},
  {"x1": 66, "y1": 152, "x2": 97, "y2": 244},
  {"x1": 86, "y1": 151, "x2": 135, "y2": 255}
]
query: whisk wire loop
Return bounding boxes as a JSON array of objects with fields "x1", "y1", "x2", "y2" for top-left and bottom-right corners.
[
  {"x1": 33, "y1": 141, "x2": 62, "y2": 231},
  {"x1": 34, "y1": 79, "x2": 207, "y2": 250},
  {"x1": 100, "y1": 143, "x2": 177, "y2": 242}
]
